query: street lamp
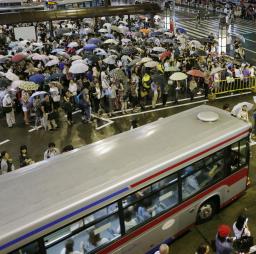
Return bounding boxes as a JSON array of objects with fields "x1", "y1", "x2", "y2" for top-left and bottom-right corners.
[{"x1": 218, "y1": 16, "x2": 228, "y2": 54}]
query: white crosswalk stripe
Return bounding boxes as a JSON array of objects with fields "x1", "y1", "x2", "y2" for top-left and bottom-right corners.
[{"x1": 176, "y1": 18, "x2": 256, "y2": 38}]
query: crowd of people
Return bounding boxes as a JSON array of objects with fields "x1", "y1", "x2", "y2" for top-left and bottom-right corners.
[{"x1": 0, "y1": 10, "x2": 254, "y2": 131}]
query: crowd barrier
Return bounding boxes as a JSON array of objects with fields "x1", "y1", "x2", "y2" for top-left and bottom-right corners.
[{"x1": 210, "y1": 76, "x2": 256, "y2": 98}]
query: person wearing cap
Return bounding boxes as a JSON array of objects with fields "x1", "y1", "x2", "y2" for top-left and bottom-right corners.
[{"x1": 215, "y1": 224, "x2": 233, "y2": 254}]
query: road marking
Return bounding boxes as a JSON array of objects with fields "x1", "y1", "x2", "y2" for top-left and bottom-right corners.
[
  {"x1": 92, "y1": 114, "x2": 114, "y2": 130},
  {"x1": 28, "y1": 126, "x2": 43, "y2": 132},
  {"x1": 109, "y1": 92, "x2": 252, "y2": 120},
  {"x1": 0, "y1": 139, "x2": 10, "y2": 146}
]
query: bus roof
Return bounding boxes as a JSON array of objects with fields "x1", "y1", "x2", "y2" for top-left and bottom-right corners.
[{"x1": 0, "y1": 105, "x2": 250, "y2": 244}]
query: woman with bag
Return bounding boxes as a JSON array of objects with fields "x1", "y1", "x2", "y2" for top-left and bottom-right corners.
[{"x1": 233, "y1": 214, "x2": 253, "y2": 254}]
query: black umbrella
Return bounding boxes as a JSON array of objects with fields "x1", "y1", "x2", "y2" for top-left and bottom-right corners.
[
  {"x1": 122, "y1": 47, "x2": 138, "y2": 55},
  {"x1": 48, "y1": 73, "x2": 65, "y2": 82},
  {"x1": 0, "y1": 77, "x2": 11, "y2": 89}
]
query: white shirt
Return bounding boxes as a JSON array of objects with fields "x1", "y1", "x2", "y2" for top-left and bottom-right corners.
[
  {"x1": 2, "y1": 94, "x2": 12, "y2": 107},
  {"x1": 69, "y1": 82, "x2": 78, "y2": 95},
  {"x1": 44, "y1": 148, "x2": 60, "y2": 160},
  {"x1": 233, "y1": 221, "x2": 251, "y2": 239}
]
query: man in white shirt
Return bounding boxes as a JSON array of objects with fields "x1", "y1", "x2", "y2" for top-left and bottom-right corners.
[
  {"x1": 2, "y1": 93, "x2": 15, "y2": 128},
  {"x1": 44, "y1": 142, "x2": 60, "y2": 160}
]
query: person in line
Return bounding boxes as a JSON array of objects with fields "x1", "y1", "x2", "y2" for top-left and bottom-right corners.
[
  {"x1": 0, "y1": 151, "x2": 15, "y2": 175},
  {"x1": 43, "y1": 142, "x2": 60, "y2": 160},
  {"x1": 19, "y1": 145, "x2": 34, "y2": 168},
  {"x1": 41, "y1": 94, "x2": 58, "y2": 131},
  {"x1": 195, "y1": 243, "x2": 210, "y2": 254},
  {"x1": 233, "y1": 214, "x2": 251, "y2": 239},
  {"x1": 62, "y1": 145, "x2": 74, "y2": 153},
  {"x1": 60, "y1": 239, "x2": 85, "y2": 254},
  {"x1": 237, "y1": 104, "x2": 250, "y2": 123},
  {"x1": 215, "y1": 224, "x2": 233, "y2": 254},
  {"x1": 154, "y1": 243, "x2": 170, "y2": 254},
  {"x1": 87, "y1": 231, "x2": 108, "y2": 251},
  {"x1": 2, "y1": 93, "x2": 15, "y2": 128},
  {"x1": 63, "y1": 90, "x2": 73, "y2": 126}
]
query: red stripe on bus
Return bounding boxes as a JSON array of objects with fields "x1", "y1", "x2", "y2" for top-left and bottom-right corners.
[
  {"x1": 131, "y1": 130, "x2": 249, "y2": 188},
  {"x1": 99, "y1": 167, "x2": 248, "y2": 254}
]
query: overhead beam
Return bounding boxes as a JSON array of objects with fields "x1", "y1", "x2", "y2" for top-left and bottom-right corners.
[{"x1": 0, "y1": 3, "x2": 161, "y2": 25}]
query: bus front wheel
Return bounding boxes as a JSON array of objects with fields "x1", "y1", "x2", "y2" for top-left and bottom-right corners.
[{"x1": 196, "y1": 200, "x2": 217, "y2": 224}]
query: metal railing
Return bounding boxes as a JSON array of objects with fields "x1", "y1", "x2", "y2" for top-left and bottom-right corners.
[{"x1": 211, "y1": 76, "x2": 256, "y2": 96}]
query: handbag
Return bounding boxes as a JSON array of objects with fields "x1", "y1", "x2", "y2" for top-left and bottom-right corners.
[
  {"x1": 3, "y1": 107, "x2": 12, "y2": 114},
  {"x1": 233, "y1": 227, "x2": 254, "y2": 253}
]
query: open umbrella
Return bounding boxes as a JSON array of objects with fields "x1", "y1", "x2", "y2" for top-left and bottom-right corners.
[
  {"x1": 210, "y1": 67, "x2": 223, "y2": 75},
  {"x1": 5, "y1": 71, "x2": 19, "y2": 81},
  {"x1": 72, "y1": 59, "x2": 84, "y2": 66},
  {"x1": 84, "y1": 44, "x2": 97, "y2": 51},
  {"x1": 152, "y1": 47, "x2": 166, "y2": 53},
  {"x1": 87, "y1": 38, "x2": 101, "y2": 45},
  {"x1": 150, "y1": 31, "x2": 163, "y2": 37},
  {"x1": 0, "y1": 77, "x2": 11, "y2": 89},
  {"x1": 187, "y1": 69, "x2": 205, "y2": 78},
  {"x1": 71, "y1": 55, "x2": 82, "y2": 61},
  {"x1": 48, "y1": 73, "x2": 64, "y2": 81},
  {"x1": 103, "y1": 57, "x2": 116, "y2": 65},
  {"x1": 11, "y1": 53, "x2": 26, "y2": 63},
  {"x1": 121, "y1": 38, "x2": 131, "y2": 44},
  {"x1": 122, "y1": 47, "x2": 137, "y2": 55},
  {"x1": 29, "y1": 74, "x2": 45, "y2": 84},
  {"x1": 45, "y1": 59, "x2": 59, "y2": 67},
  {"x1": 140, "y1": 28, "x2": 150, "y2": 34},
  {"x1": 69, "y1": 63, "x2": 89, "y2": 74},
  {"x1": 189, "y1": 40, "x2": 202, "y2": 48},
  {"x1": 109, "y1": 68, "x2": 126, "y2": 80},
  {"x1": 231, "y1": 102, "x2": 254, "y2": 116},
  {"x1": 9, "y1": 80, "x2": 23, "y2": 91},
  {"x1": 104, "y1": 33, "x2": 115, "y2": 39},
  {"x1": 93, "y1": 48, "x2": 107, "y2": 56},
  {"x1": 137, "y1": 57, "x2": 152, "y2": 65},
  {"x1": 103, "y1": 39, "x2": 118, "y2": 45},
  {"x1": 51, "y1": 48, "x2": 65, "y2": 54},
  {"x1": 29, "y1": 91, "x2": 47, "y2": 103},
  {"x1": 170, "y1": 72, "x2": 188, "y2": 81},
  {"x1": 160, "y1": 51, "x2": 172, "y2": 61},
  {"x1": 144, "y1": 61, "x2": 159, "y2": 68},
  {"x1": 0, "y1": 55, "x2": 9, "y2": 64},
  {"x1": 18, "y1": 81, "x2": 39, "y2": 91},
  {"x1": 98, "y1": 28, "x2": 108, "y2": 33},
  {"x1": 68, "y1": 42, "x2": 79, "y2": 48}
]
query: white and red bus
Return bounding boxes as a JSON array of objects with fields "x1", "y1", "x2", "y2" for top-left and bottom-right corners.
[{"x1": 0, "y1": 105, "x2": 250, "y2": 254}]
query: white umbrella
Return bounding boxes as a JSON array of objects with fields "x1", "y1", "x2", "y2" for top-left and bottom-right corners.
[
  {"x1": 9, "y1": 80, "x2": 23, "y2": 90},
  {"x1": 144, "y1": 61, "x2": 159, "y2": 68},
  {"x1": 103, "y1": 57, "x2": 116, "y2": 65},
  {"x1": 93, "y1": 48, "x2": 107, "y2": 56},
  {"x1": 121, "y1": 38, "x2": 131, "y2": 44},
  {"x1": 69, "y1": 63, "x2": 88, "y2": 74},
  {"x1": 57, "y1": 51, "x2": 70, "y2": 59},
  {"x1": 48, "y1": 55, "x2": 59, "y2": 61},
  {"x1": 76, "y1": 48, "x2": 84, "y2": 55},
  {"x1": 231, "y1": 102, "x2": 254, "y2": 116},
  {"x1": 68, "y1": 42, "x2": 79, "y2": 48},
  {"x1": 189, "y1": 40, "x2": 202, "y2": 48},
  {"x1": 103, "y1": 39, "x2": 119, "y2": 45},
  {"x1": 152, "y1": 47, "x2": 166, "y2": 53},
  {"x1": 32, "y1": 54, "x2": 49, "y2": 61},
  {"x1": 98, "y1": 28, "x2": 108, "y2": 33},
  {"x1": 5, "y1": 71, "x2": 19, "y2": 81},
  {"x1": 137, "y1": 57, "x2": 152, "y2": 65},
  {"x1": 170, "y1": 72, "x2": 188, "y2": 81},
  {"x1": 103, "y1": 22, "x2": 112, "y2": 31},
  {"x1": 72, "y1": 59, "x2": 84, "y2": 65},
  {"x1": 71, "y1": 55, "x2": 82, "y2": 61},
  {"x1": 210, "y1": 67, "x2": 223, "y2": 75},
  {"x1": 45, "y1": 59, "x2": 59, "y2": 67}
]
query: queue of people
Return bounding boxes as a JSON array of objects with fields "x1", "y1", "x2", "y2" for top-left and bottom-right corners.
[
  {"x1": 0, "y1": 142, "x2": 73, "y2": 175},
  {"x1": 0, "y1": 12, "x2": 254, "y2": 130}
]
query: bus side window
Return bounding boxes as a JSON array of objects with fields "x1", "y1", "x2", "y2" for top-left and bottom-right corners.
[
  {"x1": 239, "y1": 138, "x2": 248, "y2": 167},
  {"x1": 229, "y1": 142, "x2": 240, "y2": 172},
  {"x1": 45, "y1": 214, "x2": 121, "y2": 254},
  {"x1": 10, "y1": 241, "x2": 40, "y2": 254}
]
